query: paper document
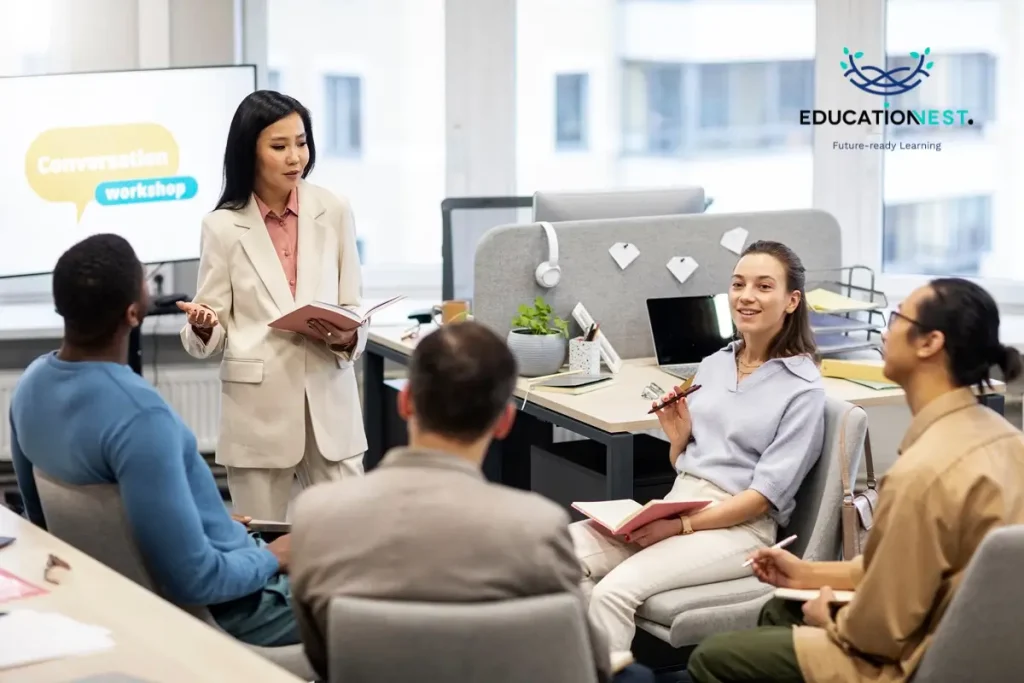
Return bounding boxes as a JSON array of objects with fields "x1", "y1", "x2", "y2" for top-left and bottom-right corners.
[
  {"x1": 666, "y1": 256, "x2": 699, "y2": 286},
  {"x1": 0, "y1": 610, "x2": 115, "y2": 670},
  {"x1": 720, "y1": 227, "x2": 749, "y2": 255},
  {"x1": 774, "y1": 587, "x2": 855, "y2": 603},
  {"x1": 609, "y1": 242, "x2": 640, "y2": 270},
  {"x1": 805, "y1": 288, "x2": 879, "y2": 313}
]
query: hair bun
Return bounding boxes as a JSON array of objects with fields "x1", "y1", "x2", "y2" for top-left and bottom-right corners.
[{"x1": 996, "y1": 345, "x2": 1024, "y2": 383}]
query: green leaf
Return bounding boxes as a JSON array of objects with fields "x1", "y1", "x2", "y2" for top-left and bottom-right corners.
[
  {"x1": 924, "y1": 47, "x2": 931, "y2": 55},
  {"x1": 518, "y1": 303, "x2": 529, "y2": 315},
  {"x1": 843, "y1": 47, "x2": 849, "y2": 55},
  {"x1": 854, "y1": 51, "x2": 863, "y2": 59},
  {"x1": 926, "y1": 61, "x2": 934, "y2": 69},
  {"x1": 910, "y1": 51, "x2": 919, "y2": 59},
  {"x1": 840, "y1": 61, "x2": 848, "y2": 70}
]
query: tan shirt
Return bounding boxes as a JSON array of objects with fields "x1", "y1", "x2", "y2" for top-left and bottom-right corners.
[
  {"x1": 289, "y1": 447, "x2": 612, "y2": 683},
  {"x1": 794, "y1": 388, "x2": 1024, "y2": 683}
]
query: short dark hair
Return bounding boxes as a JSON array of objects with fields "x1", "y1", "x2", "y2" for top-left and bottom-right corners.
[
  {"x1": 216, "y1": 90, "x2": 316, "y2": 211},
  {"x1": 912, "y1": 278, "x2": 1023, "y2": 390},
  {"x1": 53, "y1": 234, "x2": 143, "y2": 349},
  {"x1": 408, "y1": 322, "x2": 518, "y2": 443},
  {"x1": 739, "y1": 240, "x2": 817, "y2": 360}
]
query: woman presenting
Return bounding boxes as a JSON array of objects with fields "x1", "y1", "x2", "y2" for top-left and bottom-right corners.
[{"x1": 178, "y1": 91, "x2": 366, "y2": 520}]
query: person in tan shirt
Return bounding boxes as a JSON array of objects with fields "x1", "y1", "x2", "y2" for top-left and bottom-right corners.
[
  {"x1": 687, "y1": 277, "x2": 1024, "y2": 683},
  {"x1": 289, "y1": 322, "x2": 652, "y2": 683}
]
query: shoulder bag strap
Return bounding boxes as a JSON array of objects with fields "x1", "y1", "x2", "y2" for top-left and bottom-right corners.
[
  {"x1": 838, "y1": 406, "x2": 855, "y2": 500},
  {"x1": 863, "y1": 424, "x2": 877, "y2": 491}
]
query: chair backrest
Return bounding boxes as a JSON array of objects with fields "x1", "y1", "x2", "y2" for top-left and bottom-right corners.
[
  {"x1": 779, "y1": 396, "x2": 866, "y2": 561},
  {"x1": 912, "y1": 525, "x2": 1024, "y2": 682},
  {"x1": 33, "y1": 470, "x2": 158, "y2": 591},
  {"x1": 328, "y1": 593, "x2": 599, "y2": 683}
]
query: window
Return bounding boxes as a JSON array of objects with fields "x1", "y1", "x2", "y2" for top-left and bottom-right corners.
[
  {"x1": 555, "y1": 73, "x2": 588, "y2": 149},
  {"x1": 269, "y1": 0, "x2": 445, "y2": 281},
  {"x1": 885, "y1": 53, "x2": 995, "y2": 138},
  {"x1": 624, "y1": 60, "x2": 814, "y2": 155},
  {"x1": 267, "y1": 69, "x2": 281, "y2": 91},
  {"x1": 880, "y1": 0, "x2": 1017, "y2": 288},
  {"x1": 883, "y1": 196, "x2": 992, "y2": 276},
  {"x1": 324, "y1": 75, "x2": 362, "y2": 157}
]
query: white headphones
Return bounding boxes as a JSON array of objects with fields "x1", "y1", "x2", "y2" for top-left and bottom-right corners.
[{"x1": 535, "y1": 221, "x2": 561, "y2": 288}]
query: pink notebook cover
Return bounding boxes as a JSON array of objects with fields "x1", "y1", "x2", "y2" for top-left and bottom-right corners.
[
  {"x1": 574, "y1": 500, "x2": 712, "y2": 536},
  {"x1": 268, "y1": 295, "x2": 405, "y2": 335},
  {"x1": 0, "y1": 568, "x2": 47, "y2": 603}
]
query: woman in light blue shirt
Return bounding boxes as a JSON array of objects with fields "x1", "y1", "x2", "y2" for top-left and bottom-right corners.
[{"x1": 571, "y1": 240, "x2": 826, "y2": 651}]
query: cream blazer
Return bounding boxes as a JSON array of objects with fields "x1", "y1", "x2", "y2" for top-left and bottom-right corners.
[{"x1": 180, "y1": 180, "x2": 368, "y2": 469}]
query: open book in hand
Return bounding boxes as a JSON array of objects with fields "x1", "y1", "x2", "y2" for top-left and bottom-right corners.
[
  {"x1": 571, "y1": 498, "x2": 712, "y2": 536},
  {"x1": 268, "y1": 295, "x2": 406, "y2": 334},
  {"x1": 774, "y1": 587, "x2": 855, "y2": 603}
]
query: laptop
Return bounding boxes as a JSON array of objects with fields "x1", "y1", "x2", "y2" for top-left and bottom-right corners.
[{"x1": 647, "y1": 294, "x2": 734, "y2": 381}]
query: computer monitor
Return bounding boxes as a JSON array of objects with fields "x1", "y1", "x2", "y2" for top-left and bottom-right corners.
[
  {"x1": 532, "y1": 187, "x2": 707, "y2": 222},
  {"x1": 442, "y1": 197, "x2": 534, "y2": 303},
  {"x1": 647, "y1": 294, "x2": 734, "y2": 367}
]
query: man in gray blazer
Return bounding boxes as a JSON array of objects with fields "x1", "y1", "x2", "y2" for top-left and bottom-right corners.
[{"x1": 290, "y1": 321, "x2": 637, "y2": 682}]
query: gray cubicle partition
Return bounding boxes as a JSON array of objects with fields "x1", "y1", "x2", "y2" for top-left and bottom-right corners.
[{"x1": 473, "y1": 209, "x2": 842, "y2": 360}]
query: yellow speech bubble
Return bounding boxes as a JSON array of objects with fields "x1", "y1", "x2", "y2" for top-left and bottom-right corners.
[{"x1": 25, "y1": 123, "x2": 180, "y2": 221}]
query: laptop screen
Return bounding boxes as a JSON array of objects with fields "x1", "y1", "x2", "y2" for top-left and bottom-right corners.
[{"x1": 647, "y1": 294, "x2": 735, "y2": 366}]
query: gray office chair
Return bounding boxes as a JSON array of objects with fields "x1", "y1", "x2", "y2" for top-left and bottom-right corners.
[
  {"x1": 636, "y1": 396, "x2": 866, "y2": 646},
  {"x1": 328, "y1": 593, "x2": 599, "y2": 683},
  {"x1": 912, "y1": 525, "x2": 1024, "y2": 682},
  {"x1": 32, "y1": 471, "x2": 315, "y2": 679}
]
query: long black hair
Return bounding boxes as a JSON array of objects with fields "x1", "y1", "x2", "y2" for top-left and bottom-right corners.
[
  {"x1": 215, "y1": 90, "x2": 316, "y2": 211},
  {"x1": 913, "y1": 278, "x2": 1023, "y2": 391}
]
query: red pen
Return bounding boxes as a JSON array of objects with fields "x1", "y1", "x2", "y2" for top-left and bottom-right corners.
[{"x1": 647, "y1": 383, "x2": 702, "y2": 414}]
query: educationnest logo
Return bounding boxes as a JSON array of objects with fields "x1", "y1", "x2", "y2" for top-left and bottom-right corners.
[
  {"x1": 24, "y1": 123, "x2": 198, "y2": 221},
  {"x1": 799, "y1": 47, "x2": 974, "y2": 132}
]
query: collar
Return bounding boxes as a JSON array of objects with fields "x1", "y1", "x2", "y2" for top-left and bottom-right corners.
[
  {"x1": 252, "y1": 188, "x2": 299, "y2": 219},
  {"x1": 378, "y1": 447, "x2": 484, "y2": 480},
  {"x1": 898, "y1": 387, "x2": 978, "y2": 454},
  {"x1": 722, "y1": 341, "x2": 820, "y2": 383}
]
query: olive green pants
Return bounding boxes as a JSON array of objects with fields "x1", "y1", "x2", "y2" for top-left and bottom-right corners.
[{"x1": 687, "y1": 598, "x2": 805, "y2": 683}]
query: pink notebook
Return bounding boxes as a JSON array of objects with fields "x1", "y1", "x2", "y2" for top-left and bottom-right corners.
[
  {"x1": 571, "y1": 499, "x2": 712, "y2": 536},
  {"x1": 268, "y1": 295, "x2": 405, "y2": 334}
]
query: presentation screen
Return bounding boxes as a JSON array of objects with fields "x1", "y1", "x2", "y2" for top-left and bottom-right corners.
[{"x1": 0, "y1": 65, "x2": 256, "y2": 278}]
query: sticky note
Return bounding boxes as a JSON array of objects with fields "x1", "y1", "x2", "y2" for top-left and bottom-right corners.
[
  {"x1": 666, "y1": 256, "x2": 699, "y2": 285},
  {"x1": 720, "y1": 227, "x2": 748, "y2": 255},
  {"x1": 609, "y1": 242, "x2": 640, "y2": 270}
]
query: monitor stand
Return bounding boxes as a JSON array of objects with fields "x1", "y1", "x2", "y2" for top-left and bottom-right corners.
[{"x1": 129, "y1": 294, "x2": 189, "y2": 378}]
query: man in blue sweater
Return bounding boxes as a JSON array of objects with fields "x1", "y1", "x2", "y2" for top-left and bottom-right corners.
[{"x1": 10, "y1": 233, "x2": 298, "y2": 647}]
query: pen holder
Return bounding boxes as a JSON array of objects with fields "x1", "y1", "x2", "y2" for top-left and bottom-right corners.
[{"x1": 569, "y1": 338, "x2": 601, "y2": 375}]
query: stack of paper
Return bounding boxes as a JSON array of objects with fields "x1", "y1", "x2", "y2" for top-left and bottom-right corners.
[
  {"x1": 805, "y1": 288, "x2": 881, "y2": 313},
  {"x1": 0, "y1": 610, "x2": 115, "y2": 670}
]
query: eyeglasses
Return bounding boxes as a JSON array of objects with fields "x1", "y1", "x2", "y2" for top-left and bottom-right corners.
[
  {"x1": 641, "y1": 382, "x2": 665, "y2": 401},
  {"x1": 887, "y1": 310, "x2": 928, "y2": 330}
]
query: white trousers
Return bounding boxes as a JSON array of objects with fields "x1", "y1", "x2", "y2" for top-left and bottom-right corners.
[
  {"x1": 226, "y1": 397, "x2": 364, "y2": 521},
  {"x1": 569, "y1": 474, "x2": 777, "y2": 650}
]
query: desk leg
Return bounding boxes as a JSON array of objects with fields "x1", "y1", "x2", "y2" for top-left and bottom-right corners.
[
  {"x1": 980, "y1": 392, "x2": 1006, "y2": 416},
  {"x1": 490, "y1": 409, "x2": 552, "y2": 490},
  {"x1": 605, "y1": 434, "x2": 635, "y2": 500},
  {"x1": 362, "y1": 350, "x2": 386, "y2": 470}
]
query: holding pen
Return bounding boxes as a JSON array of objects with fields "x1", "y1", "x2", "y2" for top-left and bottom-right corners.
[{"x1": 742, "y1": 534, "x2": 798, "y2": 567}]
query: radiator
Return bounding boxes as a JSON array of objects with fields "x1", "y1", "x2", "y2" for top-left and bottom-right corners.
[{"x1": 0, "y1": 364, "x2": 222, "y2": 461}]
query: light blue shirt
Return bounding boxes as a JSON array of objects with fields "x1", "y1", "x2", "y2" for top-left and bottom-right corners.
[{"x1": 677, "y1": 342, "x2": 825, "y2": 526}]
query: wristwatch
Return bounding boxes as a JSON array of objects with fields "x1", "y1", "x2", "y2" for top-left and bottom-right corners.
[{"x1": 679, "y1": 515, "x2": 694, "y2": 535}]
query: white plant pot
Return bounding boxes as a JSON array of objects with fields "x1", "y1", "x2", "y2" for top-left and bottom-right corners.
[{"x1": 506, "y1": 329, "x2": 567, "y2": 377}]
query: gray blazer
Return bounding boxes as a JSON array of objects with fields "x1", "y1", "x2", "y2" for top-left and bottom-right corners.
[{"x1": 290, "y1": 447, "x2": 611, "y2": 682}]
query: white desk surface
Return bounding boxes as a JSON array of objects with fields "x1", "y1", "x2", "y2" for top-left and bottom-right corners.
[
  {"x1": 0, "y1": 506, "x2": 302, "y2": 682},
  {"x1": 367, "y1": 325, "x2": 998, "y2": 434}
]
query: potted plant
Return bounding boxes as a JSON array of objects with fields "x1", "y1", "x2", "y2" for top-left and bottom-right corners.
[{"x1": 507, "y1": 296, "x2": 570, "y2": 377}]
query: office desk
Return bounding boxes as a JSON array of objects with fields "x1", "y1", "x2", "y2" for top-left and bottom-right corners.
[
  {"x1": 364, "y1": 325, "x2": 1006, "y2": 500},
  {"x1": 0, "y1": 505, "x2": 302, "y2": 682}
]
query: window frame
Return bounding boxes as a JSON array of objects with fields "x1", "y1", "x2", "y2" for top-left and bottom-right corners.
[
  {"x1": 323, "y1": 73, "x2": 363, "y2": 158},
  {"x1": 554, "y1": 72, "x2": 589, "y2": 150}
]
